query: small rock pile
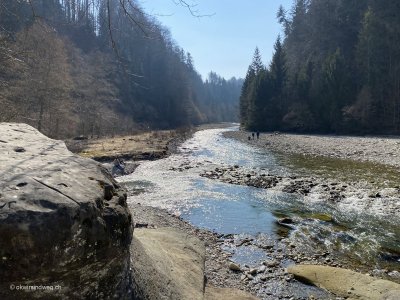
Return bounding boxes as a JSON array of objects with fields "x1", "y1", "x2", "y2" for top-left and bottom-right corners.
[{"x1": 200, "y1": 165, "x2": 347, "y2": 202}]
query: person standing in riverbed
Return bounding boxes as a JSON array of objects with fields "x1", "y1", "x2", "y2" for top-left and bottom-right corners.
[
  {"x1": 252, "y1": 132, "x2": 255, "y2": 139},
  {"x1": 256, "y1": 132, "x2": 260, "y2": 139}
]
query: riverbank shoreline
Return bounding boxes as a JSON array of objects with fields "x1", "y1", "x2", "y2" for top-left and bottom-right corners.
[
  {"x1": 131, "y1": 200, "x2": 400, "y2": 298},
  {"x1": 111, "y1": 126, "x2": 399, "y2": 298},
  {"x1": 66, "y1": 123, "x2": 233, "y2": 162},
  {"x1": 65, "y1": 128, "x2": 191, "y2": 162},
  {"x1": 128, "y1": 203, "x2": 341, "y2": 299},
  {"x1": 224, "y1": 130, "x2": 400, "y2": 167}
]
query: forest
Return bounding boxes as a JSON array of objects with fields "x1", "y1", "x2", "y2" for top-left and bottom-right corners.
[
  {"x1": 0, "y1": 0, "x2": 242, "y2": 138},
  {"x1": 240, "y1": 0, "x2": 400, "y2": 134}
]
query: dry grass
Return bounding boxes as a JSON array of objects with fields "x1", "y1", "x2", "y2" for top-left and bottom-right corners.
[{"x1": 78, "y1": 130, "x2": 177, "y2": 159}]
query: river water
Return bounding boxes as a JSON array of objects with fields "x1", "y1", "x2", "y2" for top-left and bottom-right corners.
[{"x1": 119, "y1": 127, "x2": 400, "y2": 274}]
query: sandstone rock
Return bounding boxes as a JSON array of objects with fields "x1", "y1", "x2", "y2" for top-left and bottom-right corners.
[
  {"x1": 229, "y1": 262, "x2": 242, "y2": 272},
  {"x1": 205, "y1": 286, "x2": 259, "y2": 300},
  {"x1": 131, "y1": 227, "x2": 206, "y2": 300},
  {"x1": 0, "y1": 123, "x2": 133, "y2": 299},
  {"x1": 287, "y1": 265, "x2": 400, "y2": 300}
]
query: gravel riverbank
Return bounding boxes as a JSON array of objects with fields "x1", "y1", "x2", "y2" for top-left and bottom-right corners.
[
  {"x1": 220, "y1": 130, "x2": 400, "y2": 218},
  {"x1": 224, "y1": 131, "x2": 400, "y2": 167}
]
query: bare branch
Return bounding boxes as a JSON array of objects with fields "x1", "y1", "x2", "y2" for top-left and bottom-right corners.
[
  {"x1": 118, "y1": 0, "x2": 148, "y2": 37},
  {"x1": 105, "y1": 0, "x2": 148, "y2": 88},
  {"x1": 173, "y1": 0, "x2": 215, "y2": 18}
]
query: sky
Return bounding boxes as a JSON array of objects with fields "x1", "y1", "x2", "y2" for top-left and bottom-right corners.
[{"x1": 139, "y1": 0, "x2": 293, "y2": 80}]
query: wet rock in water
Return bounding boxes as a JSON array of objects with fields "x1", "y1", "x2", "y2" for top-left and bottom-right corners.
[
  {"x1": 260, "y1": 244, "x2": 275, "y2": 250},
  {"x1": 236, "y1": 237, "x2": 254, "y2": 246},
  {"x1": 278, "y1": 217, "x2": 294, "y2": 224},
  {"x1": 328, "y1": 190, "x2": 344, "y2": 202},
  {"x1": 0, "y1": 123, "x2": 133, "y2": 299},
  {"x1": 282, "y1": 181, "x2": 303, "y2": 194},
  {"x1": 379, "y1": 246, "x2": 400, "y2": 263}
]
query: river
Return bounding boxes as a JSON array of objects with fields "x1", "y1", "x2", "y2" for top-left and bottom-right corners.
[{"x1": 118, "y1": 126, "x2": 400, "y2": 277}]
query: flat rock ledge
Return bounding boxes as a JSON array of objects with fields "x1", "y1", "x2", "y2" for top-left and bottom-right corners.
[
  {"x1": 0, "y1": 123, "x2": 133, "y2": 299},
  {"x1": 131, "y1": 227, "x2": 258, "y2": 300},
  {"x1": 288, "y1": 265, "x2": 400, "y2": 300}
]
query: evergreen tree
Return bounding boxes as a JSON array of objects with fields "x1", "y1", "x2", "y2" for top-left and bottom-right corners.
[
  {"x1": 265, "y1": 36, "x2": 287, "y2": 130},
  {"x1": 240, "y1": 47, "x2": 264, "y2": 128},
  {"x1": 251, "y1": 47, "x2": 264, "y2": 74},
  {"x1": 240, "y1": 65, "x2": 256, "y2": 128},
  {"x1": 239, "y1": 0, "x2": 400, "y2": 134}
]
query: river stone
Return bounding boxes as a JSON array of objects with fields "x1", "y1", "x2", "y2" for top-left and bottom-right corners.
[
  {"x1": 0, "y1": 123, "x2": 133, "y2": 299},
  {"x1": 258, "y1": 265, "x2": 267, "y2": 273},
  {"x1": 287, "y1": 265, "x2": 400, "y2": 300},
  {"x1": 249, "y1": 268, "x2": 258, "y2": 275},
  {"x1": 205, "y1": 286, "x2": 259, "y2": 300},
  {"x1": 278, "y1": 217, "x2": 294, "y2": 224},
  {"x1": 229, "y1": 262, "x2": 242, "y2": 272},
  {"x1": 131, "y1": 227, "x2": 206, "y2": 300}
]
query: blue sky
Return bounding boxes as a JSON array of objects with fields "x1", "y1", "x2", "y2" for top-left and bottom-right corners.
[{"x1": 139, "y1": 0, "x2": 293, "y2": 80}]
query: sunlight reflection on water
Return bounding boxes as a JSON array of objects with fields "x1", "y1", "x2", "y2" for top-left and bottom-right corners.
[{"x1": 118, "y1": 127, "x2": 400, "y2": 271}]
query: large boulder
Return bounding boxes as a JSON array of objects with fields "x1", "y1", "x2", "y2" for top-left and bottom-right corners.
[
  {"x1": 287, "y1": 265, "x2": 400, "y2": 300},
  {"x1": 131, "y1": 227, "x2": 206, "y2": 300},
  {"x1": 0, "y1": 123, "x2": 133, "y2": 299}
]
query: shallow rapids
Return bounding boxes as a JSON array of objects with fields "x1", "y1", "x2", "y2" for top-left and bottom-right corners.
[{"x1": 118, "y1": 127, "x2": 400, "y2": 274}]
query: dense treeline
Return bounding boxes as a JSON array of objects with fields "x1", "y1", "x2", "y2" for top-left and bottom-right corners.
[
  {"x1": 241, "y1": 0, "x2": 400, "y2": 134},
  {"x1": 0, "y1": 0, "x2": 241, "y2": 138}
]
